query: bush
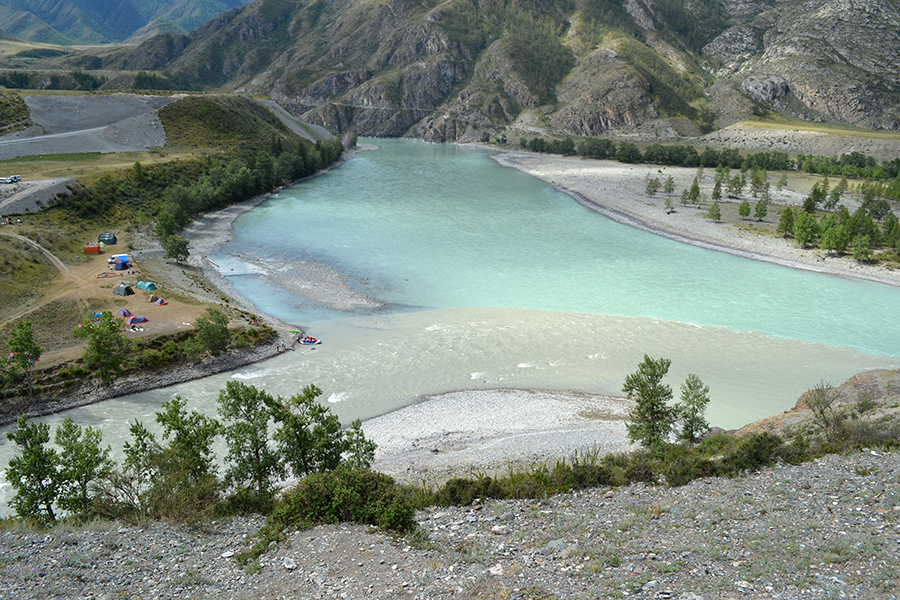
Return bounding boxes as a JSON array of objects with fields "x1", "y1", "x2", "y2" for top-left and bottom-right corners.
[
  {"x1": 721, "y1": 433, "x2": 784, "y2": 474},
  {"x1": 269, "y1": 468, "x2": 417, "y2": 533},
  {"x1": 434, "y1": 476, "x2": 502, "y2": 506}
]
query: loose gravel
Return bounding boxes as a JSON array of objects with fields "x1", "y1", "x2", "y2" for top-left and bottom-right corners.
[{"x1": 1, "y1": 450, "x2": 898, "y2": 599}]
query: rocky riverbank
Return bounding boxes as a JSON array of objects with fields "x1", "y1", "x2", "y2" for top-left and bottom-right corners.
[{"x1": 2, "y1": 449, "x2": 898, "y2": 599}]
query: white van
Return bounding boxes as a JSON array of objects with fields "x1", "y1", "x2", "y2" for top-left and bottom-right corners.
[{"x1": 107, "y1": 253, "x2": 129, "y2": 264}]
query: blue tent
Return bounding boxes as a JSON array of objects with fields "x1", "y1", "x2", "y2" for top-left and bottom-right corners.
[{"x1": 114, "y1": 260, "x2": 129, "y2": 271}]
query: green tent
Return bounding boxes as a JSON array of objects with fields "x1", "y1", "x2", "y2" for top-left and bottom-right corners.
[
  {"x1": 113, "y1": 283, "x2": 133, "y2": 296},
  {"x1": 135, "y1": 281, "x2": 158, "y2": 291}
]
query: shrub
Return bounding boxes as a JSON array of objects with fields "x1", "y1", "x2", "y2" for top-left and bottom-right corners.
[
  {"x1": 721, "y1": 433, "x2": 784, "y2": 474},
  {"x1": 434, "y1": 476, "x2": 502, "y2": 506}
]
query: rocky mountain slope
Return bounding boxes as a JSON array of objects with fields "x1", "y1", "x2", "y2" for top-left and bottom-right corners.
[
  {"x1": 73, "y1": 0, "x2": 900, "y2": 144},
  {"x1": 0, "y1": 0, "x2": 250, "y2": 45}
]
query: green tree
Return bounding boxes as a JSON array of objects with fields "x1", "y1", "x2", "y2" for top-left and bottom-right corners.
[
  {"x1": 793, "y1": 211, "x2": 819, "y2": 247},
  {"x1": 162, "y1": 235, "x2": 190, "y2": 262},
  {"x1": 343, "y1": 419, "x2": 377, "y2": 470},
  {"x1": 7, "y1": 320, "x2": 42, "y2": 400},
  {"x1": 676, "y1": 374, "x2": 710, "y2": 445},
  {"x1": 777, "y1": 207, "x2": 795, "y2": 238},
  {"x1": 711, "y1": 180, "x2": 722, "y2": 202},
  {"x1": 101, "y1": 420, "x2": 161, "y2": 518},
  {"x1": 821, "y1": 220, "x2": 849, "y2": 254},
  {"x1": 852, "y1": 234, "x2": 873, "y2": 261},
  {"x1": 738, "y1": 200, "x2": 751, "y2": 218},
  {"x1": 776, "y1": 173, "x2": 788, "y2": 194},
  {"x1": 623, "y1": 355, "x2": 675, "y2": 449},
  {"x1": 680, "y1": 188, "x2": 690, "y2": 207},
  {"x1": 55, "y1": 418, "x2": 112, "y2": 519},
  {"x1": 270, "y1": 384, "x2": 345, "y2": 478},
  {"x1": 664, "y1": 197, "x2": 674, "y2": 214},
  {"x1": 155, "y1": 211, "x2": 177, "y2": 239},
  {"x1": 156, "y1": 396, "x2": 221, "y2": 481},
  {"x1": 194, "y1": 309, "x2": 231, "y2": 355},
  {"x1": 663, "y1": 175, "x2": 675, "y2": 195},
  {"x1": 754, "y1": 198, "x2": 768, "y2": 221},
  {"x1": 72, "y1": 311, "x2": 129, "y2": 384},
  {"x1": 726, "y1": 174, "x2": 744, "y2": 198},
  {"x1": 707, "y1": 202, "x2": 721, "y2": 221},
  {"x1": 645, "y1": 177, "x2": 660, "y2": 197},
  {"x1": 5, "y1": 415, "x2": 61, "y2": 521},
  {"x1": 688, "y1": 177, "x2": 700, "y2": 204},
  {"x1": 217, "y1": 381, "x2": 282, "y2": 496}
]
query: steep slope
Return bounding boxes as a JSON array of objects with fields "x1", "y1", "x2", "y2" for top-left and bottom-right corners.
[
  {"x1": 0, "y1": 0, "x2": 250, "y2": 44},
  {"x1": 703, "y1": 0, "x2": 900, "y2": 130},
  {"x1": 27, "y1": 0, "x2": 900, "y2": 142}
]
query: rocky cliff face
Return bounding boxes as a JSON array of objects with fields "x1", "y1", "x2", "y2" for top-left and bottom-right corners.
[{"x1": 95, "y1": 0, "x2": 900, "y2": 143}]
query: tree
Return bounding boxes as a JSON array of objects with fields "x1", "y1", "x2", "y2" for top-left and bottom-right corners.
[
  {"x1": 270, "y1": 384, "x2": 345, "y2": 478},
  {"x1": 7, "y1": 320, "x2": 42, "y2": 400},
  {"x1": 852, "y1": 234, "x2": 873, "y2": 262},
  {"x1": 194, "y1": 309, "x2": 231, "y2": 355},
  {"x1": 726, "y1": 174, "x2": 744, "y2": 198},
  {"x1": 218, "y1": 381, "x2": 282, "y2": 496},
  {"x1": 664, "y1": 197, "x2": 674, "y2": 214},
  {"x1": 101, "y1": 420, "x2": 161, "y2": 518},
  {"x1": 155, "y1": 211, "x2": 177, "y2": 239},
  {"x1": 680, "y1": 188, "x2": 690, "y2": 207},
  {"x1": 707, "y1": 202, "x2": 721, "y2": 221},
  {"x1": 343, "y1": 419, "x2": 377, "y2": 470},
  {"x1": 688, "y1": 177, "x2": 700, "y2": 204},
  {"x1": 663, "y1": 175, "x2": 675, "y2": 195},
  {"x1": 754, "y1": 197, "x2": 768, "y2": 221},
  {"x1": 711, "y1": 180, "x2": 722, "y2": 202},
  {"x1": 72, "y1": 311, "x2": 129, "y2": 384},
  {"x1": 676, "y1": 374, "x2": 710, "y2": 444},
  {"x1": 776, "y1": 173, "x2": 788, "y2": 194},
  {"x1": 156, "y1": 396, "x2": 221, "y2": 481},
  {"x1": 5, "y1": 415, "x2": 61, "y2": 521},
  {"x1": 821, "y1": 220, "x2": 849, "y2": 254},
  {"x1": 777, "y1": 207, "x2": 795, "y2": 238},
  {"x1": 162, "y1": 235, "x2": 190, "y2": 262},
  {"x1": 645, "y1": 176, "x2": 660, "y2": 197},
  {"x1": 623, "y1": 355, "x2": 675, "y2": 448},
  {"x1": 738, "y1": 200, "x2": 751, "y2": 218},
  {"x1": 55, "y1": 418, "x2": 112, "y2": 519},
  {"x1": 793, "y1": 211, "x2": 819, "y2": 247}
]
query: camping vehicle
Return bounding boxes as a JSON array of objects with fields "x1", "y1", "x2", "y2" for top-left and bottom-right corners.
[
  {"x1": 108, "y1": 253, "x2": 129, "y2": 264},
  {"x1": 0, "y1": 175, "x2": 20, "y2": 184}
]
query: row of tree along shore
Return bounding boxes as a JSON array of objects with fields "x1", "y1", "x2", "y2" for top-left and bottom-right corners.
[{"x1": 5, "y1": 358, "x2": 898, "y2": 566}]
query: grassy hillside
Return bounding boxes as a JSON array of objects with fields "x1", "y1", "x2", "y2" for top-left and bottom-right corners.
[
  {"x1": 159, "y1": 94, "x2": 296, "y2": 152},
  {"x1": 0, "y1": 91, "x2": 31, "y2": 134}
]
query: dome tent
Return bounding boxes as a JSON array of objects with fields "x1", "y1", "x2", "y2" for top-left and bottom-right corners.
[
  {"x1": 113, "y1": 283, "x2": 133, "y2": 296},
  {"x1": 117, "y1": 308, "x2": 132, "y2": 317}
]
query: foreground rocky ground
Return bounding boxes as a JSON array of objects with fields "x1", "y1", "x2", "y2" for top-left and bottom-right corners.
[{"x1": 1, "y1": 450, "x2": 898, "y2": 599}]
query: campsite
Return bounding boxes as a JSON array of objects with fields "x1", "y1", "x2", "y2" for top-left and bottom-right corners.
[{"x1": 0, "y1": 227, "x2": 219, "y2": 366}]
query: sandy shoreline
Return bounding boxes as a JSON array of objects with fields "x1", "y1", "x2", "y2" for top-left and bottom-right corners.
[{"x1": 492, "y1": 153, "x2": 900, "y2": 288}]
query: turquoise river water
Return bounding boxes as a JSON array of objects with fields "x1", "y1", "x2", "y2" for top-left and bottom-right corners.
[{"x1": 1, "y1": 139, "x2": 898, "y2": 511}]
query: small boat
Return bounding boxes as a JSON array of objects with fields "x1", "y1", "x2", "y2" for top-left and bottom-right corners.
[{"x1": 299, "y1": 336, "x2": 320, "y2": 345}]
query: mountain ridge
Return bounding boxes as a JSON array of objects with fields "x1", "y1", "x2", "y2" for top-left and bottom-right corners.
[{"x1": 0, "y1": 0, "x2": 251, "y2": 44}]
